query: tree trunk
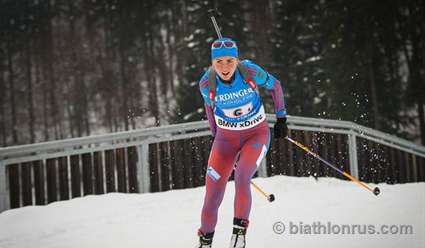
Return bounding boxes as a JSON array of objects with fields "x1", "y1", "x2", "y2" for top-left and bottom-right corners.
[
  {"x1": 409, "y1": 1, "x2": 425, "y2": 145},
  {"x1": 174, "y1": 1, "x2": 186, "y2": 96},
  {"x1": 418, "y1": 101, "x2": 425, "y2": 145},
  {"x1": 66, "y1": 83, "x2": 75, "y2": 138},
  {"x1": 119, "y1": 41, "x2": 129, "y2": 131},
  {"x1": 366, "y1": 21, "x2": 380, "y2": 130},
  {"x1": 36, "y1": 40, "x2": 50, "y2": 141},
  {"x1": 84, "y1": 72, "x2": 90, "y2": 136},
  {"x1": 157, "y1": 37, "x2": 169, "y2": 107},
  {"x1": 97, "y1": 9, "x2": 114, "y2": 133},
  {"x1": 127, "y1": 63, "x2": 137, "y2": 130},
  {"x1": 26, "y1": 38, "x2": 36, "y2": 143},
  {"x1": 143, "y1": 1, "x2": 160, "y2": 126},
  {"x1": 147, "y1": 34, "x2": 160, "y2": 126},
  {"x1": 0, "y1": 66, "x2": 6, "y2": 146},
  {"x1": 167, "y1": 9, "x2": 176, "y2": 96},
  {"x1": 43, "y1": 1, "x2": 59, "y2": 140},
  {"x1": 68, "y1": 1, "x2": 81, "y2": 137},
  {"x1": 7, "y1": 40, "x2": 18, "y2": 144},
  {"x1": 119, "y1": 3, "x2": 130, "y2": 131},
  {"x1": 403, "y1": 1, "x2": 425, "y2": 144},
  {"x1": 250, "y1": 0, "x2": 273, "y2": 65},
  {"x1": 42, "y1": 73, "x2": 50, "y2": 141},
  {"x1": 367, "y1": 51, "x2": 380, "y2": 130},
  {"x1": 154, "y1": 11, "x2": 169, "y2": 108}
]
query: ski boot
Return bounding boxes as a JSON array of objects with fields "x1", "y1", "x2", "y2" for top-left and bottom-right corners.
[
  {"x1": 229, "y1": 218, "x2": 249, "y2": 248},
  {"x1": 196, "y1": 230, "x2": 214, "y2": 248}
]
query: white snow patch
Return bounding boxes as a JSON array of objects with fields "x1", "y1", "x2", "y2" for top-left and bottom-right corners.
[
  {"x1": 0, "y1": 176, "x2": 423, "y2": 248},
  {"x1": 306, "y1": 56, "x2": 322, "y2": 63}
]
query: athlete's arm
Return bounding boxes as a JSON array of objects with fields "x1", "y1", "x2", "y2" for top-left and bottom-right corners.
[
  {"x1": 269, "y1": 77, "x2": 286, "y2": 118},
  {"x1": 199, "y1": 73, "x2": 218, "y2": 137},
  {"x1": 204, "y1": 104, "x2": 217, "y2": 137},
  {"x1": 242, "y1": 60, "x2": 287, "y2": 118}
]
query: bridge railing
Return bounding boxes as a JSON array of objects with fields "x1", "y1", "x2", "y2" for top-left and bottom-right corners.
[{"x1": 0, "y1": 115, "x2": 424, "y2": 212}]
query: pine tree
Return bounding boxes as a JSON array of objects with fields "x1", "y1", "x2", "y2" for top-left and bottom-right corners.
[
  {"x1": 270, "y1": 0, "x2": 325, "y2": 118},
  {"x1": 173, "y1": 0, "x2": 250, "y2": 123}
]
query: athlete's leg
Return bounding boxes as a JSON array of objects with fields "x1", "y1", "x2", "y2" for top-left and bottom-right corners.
[
  {"x1": 200, "y1": 133, "x2": 240, "y2": 233},
  {"x1": 233, "y1": 127, "x2": 270, "y2": 220}
]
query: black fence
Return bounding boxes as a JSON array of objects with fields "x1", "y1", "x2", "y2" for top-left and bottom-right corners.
[{"x1": 7, "y1": 147, "x2": 139, "y2": 208}]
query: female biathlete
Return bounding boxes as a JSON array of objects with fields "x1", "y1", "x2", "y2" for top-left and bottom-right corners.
[{"x1": 196, "y1": 37, "x2": 288, "y2": 248}]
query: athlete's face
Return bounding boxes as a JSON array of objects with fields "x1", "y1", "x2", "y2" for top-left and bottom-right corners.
[{"x1": 212, "y1": 56, "x2": 238, "y2": 81}]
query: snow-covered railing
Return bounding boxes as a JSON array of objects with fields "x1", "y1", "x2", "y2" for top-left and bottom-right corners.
[
  {"x1": 0, "y1": 115, "x2": 424, "y2": 213},
  {"x1": 278, "y1": 115, "x2": 425, "y2": 180}
]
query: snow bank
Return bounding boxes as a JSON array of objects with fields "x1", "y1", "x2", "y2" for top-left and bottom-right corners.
[{"x1": 0, "y1": 176, "x2": 424, "y2": 248}]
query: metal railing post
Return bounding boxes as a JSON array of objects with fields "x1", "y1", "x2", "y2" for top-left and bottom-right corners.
[
  {"x1": 348, "y1": 132, "x2": 359, "y2": 179},
  {"x1": 0, "y1": 161, "x2": 10, "y2": 213},
  {"x1": 137, "y1": 142, "x2": 151, "y2": 193}
]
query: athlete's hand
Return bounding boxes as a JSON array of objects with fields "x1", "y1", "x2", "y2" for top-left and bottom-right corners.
[{"x1": 274, "y1": 117, "x2": 288, "y2": 138}]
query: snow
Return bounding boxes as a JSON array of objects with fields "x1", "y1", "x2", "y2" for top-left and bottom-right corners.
[
  {"x1": 0, "y1": 175, "x2": 424, "y2": 248},
  {"x1": 306, "y1": 56, "x2": 321, "y2": 63},
  {"x1": 187, "y1": 42, "x2": 197, "y2": 48}
]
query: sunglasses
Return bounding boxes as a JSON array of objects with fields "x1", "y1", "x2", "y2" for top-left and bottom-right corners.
[{"x1": 211, "y1": 40, "x2": 237, "y2": 49}]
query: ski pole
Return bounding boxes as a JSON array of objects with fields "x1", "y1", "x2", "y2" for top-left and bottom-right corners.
[
  {"x1": 285, "y1": 136, "x2": 381, "y2": 196},
  {"x1": 251, "y1": 181, "x2": 275, "y2": 202},
  {"x1": 208, "y1": 8, "x2": 223, "y2": 39},
  {"x1": 234, "y1": 154, "x2": 275, "y2": 202},
  {"x1": 234, "y1": 161, "x2": 275, "y2": 203}
]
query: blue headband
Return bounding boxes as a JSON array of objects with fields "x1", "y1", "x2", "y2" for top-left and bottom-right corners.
[{"x1": 211, "y1": 38, "x2": 238, "y2": 60}]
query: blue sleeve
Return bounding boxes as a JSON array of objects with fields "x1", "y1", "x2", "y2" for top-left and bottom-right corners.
[
  {"x1": 240, "y1": 60, "x2": 276, "y2": 90},
  {"x1": 241, "y1": 60, "x2": 287, "y2": 118}
]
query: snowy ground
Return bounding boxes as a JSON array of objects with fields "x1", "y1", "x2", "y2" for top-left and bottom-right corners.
[{"x1": 0, "y1": 175, "x2": 424, "y2": 248}]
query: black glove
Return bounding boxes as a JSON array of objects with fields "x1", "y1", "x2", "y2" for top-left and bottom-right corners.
[{"x1": 274, "y1": 117, "x2": 288, "y2": 138}]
